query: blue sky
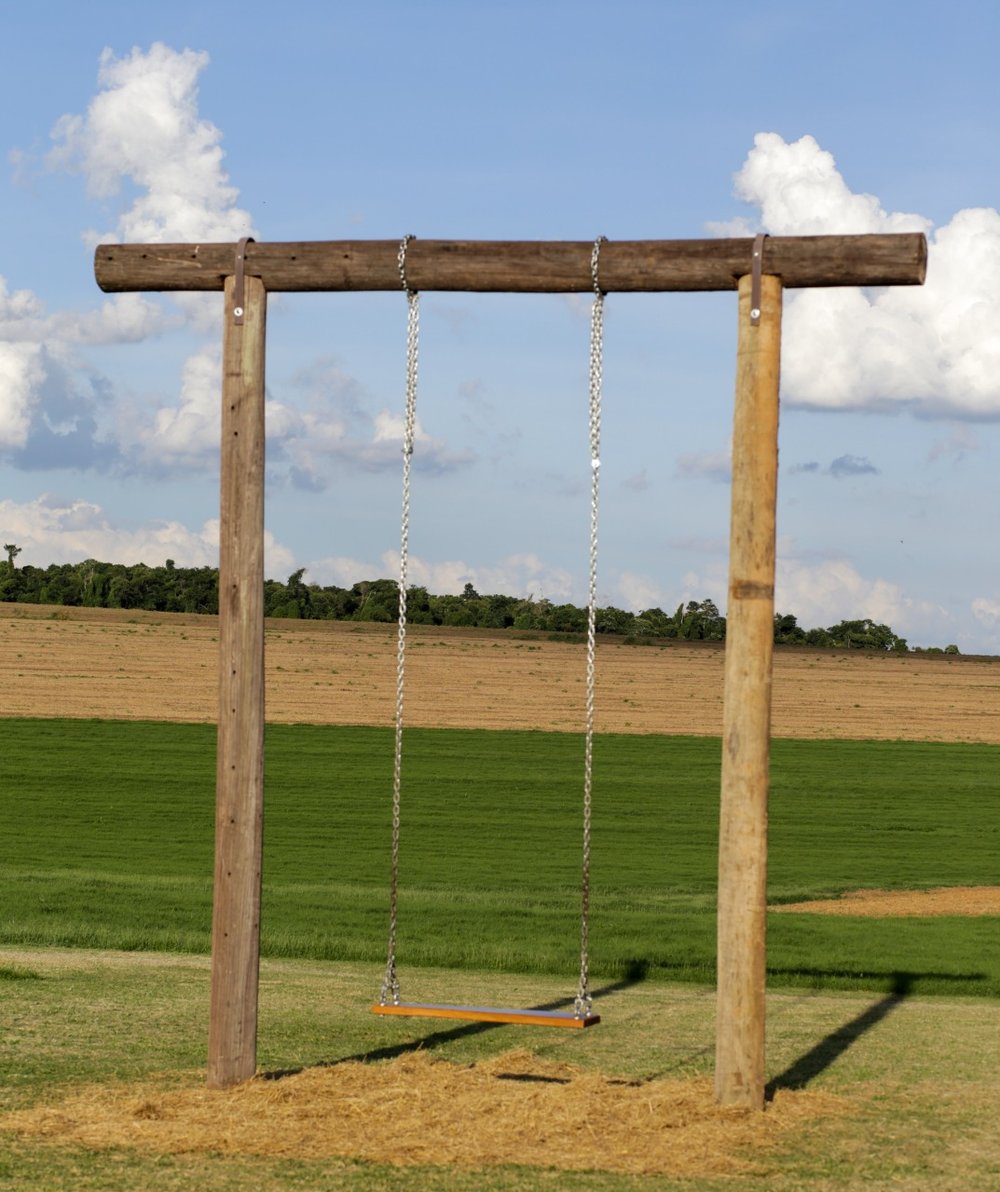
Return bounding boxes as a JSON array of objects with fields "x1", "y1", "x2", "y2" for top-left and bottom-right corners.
[{"x1": 2, "y1": 0, "x2": 1000, "y2": 652}]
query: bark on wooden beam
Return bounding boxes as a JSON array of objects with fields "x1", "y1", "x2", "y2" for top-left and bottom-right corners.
[{"x1": 94, "y1": 234, "x2": 927, "y2": 295}]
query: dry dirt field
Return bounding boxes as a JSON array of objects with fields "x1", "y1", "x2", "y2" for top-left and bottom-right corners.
[{"x1": 1, "y1": 601, "x2": 998, "y2": 743}]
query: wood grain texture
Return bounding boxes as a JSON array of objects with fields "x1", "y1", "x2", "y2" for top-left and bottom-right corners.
[
  {"x1": 208, "y1": 274, "x2": 267, "y2": 1089},
  {"x1": 94, "y1": 234, "x2": 927, "y2": 294},
  {"x1": 715, "y1": 274, "x2": 782, "y2": 1111}
]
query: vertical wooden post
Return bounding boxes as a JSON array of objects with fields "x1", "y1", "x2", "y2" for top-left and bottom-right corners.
[
  {"x1": 715, "y1": 272, "x2": 782, "y2": 1109},
  {"x1": 208, "y1": 273, "x2": 267, "y2": 1089}
]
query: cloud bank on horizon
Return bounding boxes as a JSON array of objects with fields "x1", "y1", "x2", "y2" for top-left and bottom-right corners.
[{"x1": 711, "y1": 132, "x2": 1000, "y2": 419}]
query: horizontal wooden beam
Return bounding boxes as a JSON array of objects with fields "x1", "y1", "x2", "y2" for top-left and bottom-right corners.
[{"x1": 94, "y1": 234, "x2": 927, "y2": 295}]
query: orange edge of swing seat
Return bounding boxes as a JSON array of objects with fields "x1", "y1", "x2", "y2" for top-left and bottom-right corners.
[{"x1": 371, "y1": 1002, "x2": 600, "y2": 1028}]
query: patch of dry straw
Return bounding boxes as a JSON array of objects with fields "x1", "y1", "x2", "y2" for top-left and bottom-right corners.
[
  {"x1": 772, "y1": 885, "x2": 1000, "y2": 918},
  {"x1": 0, "y1": 1049, "x2": 849, "y2": 1177}
]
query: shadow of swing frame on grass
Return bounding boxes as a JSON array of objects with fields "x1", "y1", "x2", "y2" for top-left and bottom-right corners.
[{"x1": 263, "y1": 965, "x2": 987, "y2": 1089}]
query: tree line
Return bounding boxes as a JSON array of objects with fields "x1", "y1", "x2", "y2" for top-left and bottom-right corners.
[{"x1": 0, "y1": 550, "x2": 959, "y2": 653}]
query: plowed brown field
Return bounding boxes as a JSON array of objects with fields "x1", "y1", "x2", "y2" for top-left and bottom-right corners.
[{"x1": 1, "y1": 601, "x2": 998, "y2": 742}]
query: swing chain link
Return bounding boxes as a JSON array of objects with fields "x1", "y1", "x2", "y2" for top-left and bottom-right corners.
[
  {"x1": 380, "y1": 234, "x2": 602, "y2": 1019},
  {"x1": 576, "y1": 236, "x2": 605, "y2": 1019},
  {"x1": 380, "y1": 235, "x2": 419, "y2": 1007}
]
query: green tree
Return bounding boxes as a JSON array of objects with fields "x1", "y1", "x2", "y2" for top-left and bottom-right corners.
[
  {"x1": 428, "y1": 592, "x2": 474, "y2": 626},
  {"x1": 352, "y1": 578, "x2": 399, "y2": 623},
  {"x1": 634, "y1": 607, "x2": 672, "y2": 637},
  {"x1": 181, "y1": 566, "x2": 218, "y2": 613},
  {"x1": 826, "y1": 618, "x2": 907, "y2": 652},
  {"x1": 4, "y1": 544, "x2": 21, "y2": 570},
  {"x1": 481, "y1": 594, "x2": 517, "y2": 629},
  {"x1": 805, "y1": 626, "x2": 835, "y2": 647},
  {"x1": 546, "y1": 603, "x2": 587, "y2": 633},
  {"x1": 40, "y1": 564, "x2": 82, "y2": 607},
  {"x1": 774, "y1": 612, "x2": 806, "y2": 645},
  {"x1": 287, "y1": 568, "x2": 311, "y2": 618},
  {"x1": 678, "y1": 599, "x2": 726, "y2": 641},
  {"x1": 511, "y1": 597, "x2": 550, "y2": 631},
  {"x1": 596, "y1": 606, "x2": 636, "y2": 636},
  {"x1": 79, "y1": 559, "x2": 109, "y2": 607},
  {"x1": 405, "y1": 585, "x2": 435, "y2": 624}
]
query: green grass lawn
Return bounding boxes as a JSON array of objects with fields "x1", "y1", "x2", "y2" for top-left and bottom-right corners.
[{"x1": 1, "y1": 719, "x2": 997, "y2": 996}]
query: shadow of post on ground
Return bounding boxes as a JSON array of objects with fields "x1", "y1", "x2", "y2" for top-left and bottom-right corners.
[
  {"x1": 264, "y1": 964, "x2": 987, "y2": 1088},
  {"x1": 765, "y1": 971, "x2": 914, "y2": 1099}
]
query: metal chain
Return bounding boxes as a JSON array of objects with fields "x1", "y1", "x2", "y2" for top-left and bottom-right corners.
[
  {"x1": 576, "y1": 236, "x2": 605, "y2": 1018},
  {"x1": 378, "y1": 236, "x2": 601, "y2": 1015},
  {"x1": 379, "y1": 234, "x2": 419, "y2": 1006}
]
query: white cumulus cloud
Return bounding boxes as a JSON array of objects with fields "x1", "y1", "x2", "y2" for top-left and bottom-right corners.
[
  {"x1": 972, "y1": 597, "x2": 1000, "y2": 626},
  {"x1": 48, "y1": 42, "x2": 253, "y2": 246},
  {"x1": 0, "y1": 494, "x2": 217, "y2": 567},
  {"x1": 147, "y1": 344, "x2": 222, "y2": 464},
  {"x1": 0, "y1": 272, "x2": 168, "y2": 348},
  {"x1": 0, "y1": 42, "x2": 257, "y2": 473},
  {"x1": 0, "y1": 343, "x2": 45, "y2": 449},
  {"x1": 0, "y1": 495, "x2": 294, "y2": 577},
  {"x1": 613, "y1": 571, "x2": 666, "y2": 612},
  {"x1": 260, "y1": 358, "x2": 475, "y2": 487},
  {"x1": 775, "y1": 554, "x2": 947, "y2": 643},
  {"x1": 306, "y1": 551, "x2": 576, "y2": 603},
  {"x1": 709, "y1": 133, "x2": 929, "y2": 238},
  {"x1": 1, "y1": 42, "x2": 256, "y2": 473},
  {"x1": 711, "y1": 132, "x2": 1000, "y2": 418}
]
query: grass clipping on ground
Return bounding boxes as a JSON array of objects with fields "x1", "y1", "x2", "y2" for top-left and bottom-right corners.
[{"x1": 1, "y1": 1049, "x2": 849, "y2": 1177}]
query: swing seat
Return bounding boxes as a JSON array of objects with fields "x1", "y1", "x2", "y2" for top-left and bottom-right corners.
[{"x1": 371, "y1": 1002, "x2": 600, "y2": 1028}]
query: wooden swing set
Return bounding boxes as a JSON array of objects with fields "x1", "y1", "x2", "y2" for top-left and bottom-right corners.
[{"x1": 95, "y1": 230, "x2": 926, "y2": 1109}]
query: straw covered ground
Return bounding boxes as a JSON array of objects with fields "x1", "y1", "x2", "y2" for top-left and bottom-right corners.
[
  {"x1": 0, "y1": 1050, "x2": 848, "y2": 1177},
  {"x1": 1, "y1": 950, "x2": 997, "y2": 1188},
  {"x1": 774, "y1": 885, "x2": 1000, "y2": 917}
]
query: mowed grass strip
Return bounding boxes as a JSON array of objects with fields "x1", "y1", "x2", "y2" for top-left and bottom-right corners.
[{"x1": 1, "y1": 718, "x2": 997, "y2": 996}]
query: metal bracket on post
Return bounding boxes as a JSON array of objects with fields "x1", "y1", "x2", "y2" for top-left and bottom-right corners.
[
  {"x1": 233, "y1": 237, "x2": 255, "y2": 325},
  {"x1": 749, "y1": 232, "x2": 768, "y2": 326}
]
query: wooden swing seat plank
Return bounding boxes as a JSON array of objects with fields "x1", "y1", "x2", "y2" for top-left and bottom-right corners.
[{"x1": 371, "y1": 1002, "x2": 600, "y2": 1028}]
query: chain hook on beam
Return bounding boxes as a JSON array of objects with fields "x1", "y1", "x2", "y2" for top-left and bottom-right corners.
[
  {"x1": 749, "y1": 232, "x2": 768, "y2": 326},
  {"x1": 233, "y1": 236, "x2": 255, "y2": 324}
]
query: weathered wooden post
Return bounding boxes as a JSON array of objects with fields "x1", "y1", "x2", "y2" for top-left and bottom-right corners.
[
  {"x1": 207, "y1": 252, "x2": 267, "y2": 1089},
  {"x1": 715, "y1": 251, "x2": 782, "y2": 1108}
]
